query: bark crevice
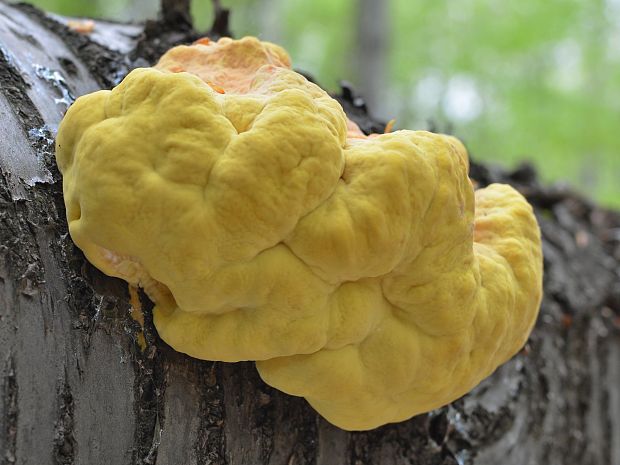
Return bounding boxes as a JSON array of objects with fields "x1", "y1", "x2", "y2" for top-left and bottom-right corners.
[
  {"x1": 1, "y1": 355, "x2": 17, "y2": 465},
  {"x1": 53, "y1": 375, "x2": 76, "y2": 465}
]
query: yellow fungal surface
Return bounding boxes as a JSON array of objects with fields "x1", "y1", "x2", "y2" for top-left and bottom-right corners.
[{"x1": 55, "y1": 36, "x2": 543, "y2": 431}]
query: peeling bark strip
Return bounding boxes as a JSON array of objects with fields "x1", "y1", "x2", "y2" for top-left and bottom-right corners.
[
  {"x1": 13, "y1": 3, "x2": 128, "y2": 89},
  {"x1": 0, "y1": 43, "x2": 45, "y2": 131},
  {"x1": 1, "y1": 1, "x2": 619, "y2": 464}
]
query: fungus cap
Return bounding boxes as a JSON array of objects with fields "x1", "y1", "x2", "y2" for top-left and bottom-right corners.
[{"x1": 55, "y1": 36, "x2": 543, "y2": 431}]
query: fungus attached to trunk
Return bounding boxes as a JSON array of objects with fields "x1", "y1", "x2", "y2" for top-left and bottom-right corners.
[{"x1": 55, "y1": 36, "x2": 543, "y2": 431}]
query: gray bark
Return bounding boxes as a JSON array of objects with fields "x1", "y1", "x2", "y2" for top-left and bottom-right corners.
[{"x1": 0, "y1": 2, "x2": 619, "y2": 464}]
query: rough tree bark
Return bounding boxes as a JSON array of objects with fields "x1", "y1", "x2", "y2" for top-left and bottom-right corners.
[{"x1": 0, "y1": 2, "x2": 619, "y2": 464}]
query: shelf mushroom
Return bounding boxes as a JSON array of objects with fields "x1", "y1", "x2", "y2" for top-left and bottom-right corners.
[{"x1": 55, "y1": 36, "x2": 543, "y2": 431}]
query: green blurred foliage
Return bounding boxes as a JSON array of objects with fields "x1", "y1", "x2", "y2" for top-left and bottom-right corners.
[
  {"x1": 26, "y1": 0, "x2": 620, "y2": 207},
  {"x1": 387, "y1": 0, "x2": 620, "y2": 208}
]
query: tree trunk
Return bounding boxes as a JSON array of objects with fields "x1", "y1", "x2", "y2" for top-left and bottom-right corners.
[
  {"x1": 1, "y1": 2, "x2": 619, "y2": 464},
  {"x1": 354, "y1": 0, "x2": 388, "y2": 117}
]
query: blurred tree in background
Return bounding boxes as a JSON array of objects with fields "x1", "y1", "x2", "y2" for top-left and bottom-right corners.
[{"x1": 27, "y1": 0, "x2": 620, "y2": 207}]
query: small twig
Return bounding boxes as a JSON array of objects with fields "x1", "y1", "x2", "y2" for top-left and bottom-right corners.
[
  {"x1": 160, "y1": 0, "x2": 192, "y2": 29},
  {"x1": 209, "y1": 0, "x2": 232, "y2": 37}
]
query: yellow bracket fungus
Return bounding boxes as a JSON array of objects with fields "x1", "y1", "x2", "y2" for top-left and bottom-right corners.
[{"x1": 55, "y1": 36, "x2": 543, "y2": 431}]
